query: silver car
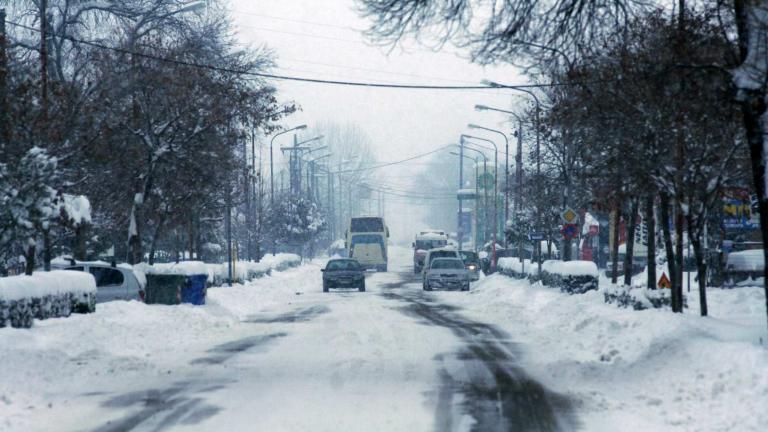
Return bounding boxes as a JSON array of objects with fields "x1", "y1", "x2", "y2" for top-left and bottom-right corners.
[
  {"x1": 423, "y1": 258, "x2": 470, "y2": 291},
  {"x1": 54, "y1": 262, "x2": 142, "y2": 303}
]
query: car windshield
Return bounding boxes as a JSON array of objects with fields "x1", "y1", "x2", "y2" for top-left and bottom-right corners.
[
  {"x1": 326, "y1": 260, "x2": 360, "y2": 271},
  {"x1": 431, "y1": 259, "x2": 464, "y2": 269},
  {"x1": 459, "y1": 251, "x2": 478, "y2": 262}
]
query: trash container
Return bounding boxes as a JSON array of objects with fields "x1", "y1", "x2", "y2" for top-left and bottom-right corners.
[
  {"x1": 181, "y1": 274, "x2": 207, "y2": 305},
  {"x1": 144, "y1": 274, "x2": 184, "y2": 305}
]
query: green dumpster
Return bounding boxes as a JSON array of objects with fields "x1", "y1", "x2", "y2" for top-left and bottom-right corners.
[{"x1": 144, "y1": 274, "x2": 185, "y2": 305}]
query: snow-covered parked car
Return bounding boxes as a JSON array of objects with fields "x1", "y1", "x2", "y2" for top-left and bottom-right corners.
[
  {"x1": 52, "y1": 260, "x2": 142, "y2": 303},
  {"x1": 724, "y1": 249, "x2": 764, "y2": 287}
]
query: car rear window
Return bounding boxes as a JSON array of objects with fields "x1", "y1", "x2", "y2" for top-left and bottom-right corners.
[
  {"x1": 326, "y1": 260, "x2": 360, "y2": 271},
  {"x1": 89, "y1": 267, "x2": 124, "y2": 287},
  {"x1": 431, "y1": 259, "x2": 464, "y2": 269}
]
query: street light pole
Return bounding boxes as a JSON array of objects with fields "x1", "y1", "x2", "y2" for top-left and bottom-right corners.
[
  {"x1": 477, "y1": 89, "x2": 543, "y2": 270},
  {"x1": 465, "y1": 129, "x2": 503, "y2": 254}
]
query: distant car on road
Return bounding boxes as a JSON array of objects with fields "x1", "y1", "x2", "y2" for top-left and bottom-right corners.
[
  {"x1": 53, "y1": 261, "x2": 142, "y2": 303},
  {"x1": 322, "y1": 259, "x2": 366, "y2": 292},
  {"x1": 458, "y1": 250, "x2": 481, "y2": 281},
  {"x1": 423, "y1": 258, "x2": 470, "y2": 291}
]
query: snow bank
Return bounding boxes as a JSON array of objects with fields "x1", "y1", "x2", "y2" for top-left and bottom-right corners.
[
  {"x1": 539, "y1": 260, "x2": 599, "y2": 294},
  {"x1": 143, "y1": 261, "x2": 210, "y2": 277},
  {"x1": 440, "y1": 275, "x2": 768, "y2": 431},
  {"x1": 542, "y1": 260, "x2": 598, "y2": 277},
  {"x1": 497, "y1": 257, "x2": 538, "y2": 278},
  {"x1": 726, "y1": 249, "x2": 764, "y2": 272},
  {"x1": 0, "y1": 271, "x2": 96, "y2": 301},
  {"x1": 133, "y1": 254, "x2": 302, "y2": 287},
  {"x1": 0, "y1": 271, "x2": 97, "y2": 328}
]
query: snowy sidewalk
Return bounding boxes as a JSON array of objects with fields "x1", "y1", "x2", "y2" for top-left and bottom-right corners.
[{"x1": 434, "y1": 274, "x2": 768, "y2": 431}]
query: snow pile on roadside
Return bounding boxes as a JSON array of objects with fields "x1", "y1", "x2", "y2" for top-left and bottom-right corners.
[
  {"x1": 442, "y1": 275, "x2": 768, "y2": 431},
  {"x1": 497, "y1": 257, "x2": 538, "y2": 275},
  {"x1": 0, "y1": 271, "x2": 96, "y2": 301},
  {"x1": 542, "y1": 259, "x2": 599, "y2": 277},
  {"x1": 726, "y1": 249, "x2": 764, "y2": 271},
  {"x1": 132, "y1": 254, "x2": 301, "y2": 286},
  {"x1": 141, "y1": 261, "x2": 211, "y2": 277}
]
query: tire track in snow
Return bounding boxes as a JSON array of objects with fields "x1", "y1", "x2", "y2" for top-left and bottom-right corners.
[{"x1": 380, "y1": 271, "x2": 579, "y2": 432}]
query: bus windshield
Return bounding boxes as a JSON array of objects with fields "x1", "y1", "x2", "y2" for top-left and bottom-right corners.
[{"x1": 350, "y1": 217, "x2": 384, "y2": 232}]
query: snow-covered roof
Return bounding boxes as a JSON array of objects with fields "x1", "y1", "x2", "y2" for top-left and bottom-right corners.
[{"x1": 416, "y1": 232, "x2": 448, "y2": 241}]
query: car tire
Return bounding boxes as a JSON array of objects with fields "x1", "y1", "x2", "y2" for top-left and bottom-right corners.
[
  {"x1": 462, "y1": 284, "x2": 470, "y2": 291},
  {"x1": 359, "y1": 281, "x2": 366, "y2": 292},
  {"x1": 424, "y1": 282, "x2": 431, "y2": 291},
  {"x1": 323, "y1": 282, "x2": 329, "y2": 293}
]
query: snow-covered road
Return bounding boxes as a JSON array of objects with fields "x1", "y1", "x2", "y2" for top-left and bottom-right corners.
[
  {"x1": 3, "y1": 246, "x2": 765, "y2": 432},
  {"x1": 0, "y1": 247, "x2": 574, "y2": 432}
]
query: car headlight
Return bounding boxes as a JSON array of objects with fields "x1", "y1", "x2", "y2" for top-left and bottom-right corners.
[{"x1": 467, "y1": 264, "x2": 477, "y2": 270}]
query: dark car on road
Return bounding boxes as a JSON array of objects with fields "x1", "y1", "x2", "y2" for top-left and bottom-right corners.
[
  {"x1": 322, "y1": 259, "x2": 365, "y2": 292},
  {"x1": 458, "y1": 250, "x2": 481, "y2": 281}
]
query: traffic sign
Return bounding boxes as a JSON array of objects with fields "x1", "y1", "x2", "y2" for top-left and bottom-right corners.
[
  {"x1": 529, "y1": 232, "x2": 544, "y2": 241},
  {"x1": 560, "y1": 223, "x2": 578, "y2": 239},
  {"x1": 658, "y1": 272, "x2": 671, "y2": 289},
  {"x1": 561, "y1": 207, "x2": 579, "y2": 224}
]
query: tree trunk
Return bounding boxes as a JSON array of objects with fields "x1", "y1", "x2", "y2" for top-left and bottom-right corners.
[
  {"x1": 188, "y1": 214, "x2": 195, "y2": 261},
  {"x1": 624, "y1": 199, "x2": 639, "y2": 286},
  {"x1": 740, "y1": 93, "x2": 768, "y2": 329},
  {"x1": 660, "y1": 193, "x2": 678, "y2": 310},
  {"x1": 733, "y1": 0, "x2": 768, "y2": 332},
  {"x1": 24, "y1": 242, "x2": 35, "y2": 275},
  {"x1": 674, "y1": 200, "x2": 685, "y2": 313},
  {"x1": 646, "y1": 194, "x2": 657, "y2": 289},
  {"x1": 611, "y1": 208, "x2": 620, "y2": 285},
  {"x1": 42, "y1": 229, "x2": 51, "y2": 271},
  {"x1": 74, "y1": 224, "x2": 87, "y2": 261},
  {"x1": 147, "y1": 215, "x2": 165, "y2": 266},
  {"x1": 128, "y1": 202, "x2": 143, "y2": 264},
  {"x1": 689, "y1": 230, "x2": 708, "y2": 317}
]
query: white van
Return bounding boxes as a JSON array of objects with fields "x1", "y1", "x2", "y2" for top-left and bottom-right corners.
[{"x1": 347, "y1": 217, "x2": 389, "y2": 271}]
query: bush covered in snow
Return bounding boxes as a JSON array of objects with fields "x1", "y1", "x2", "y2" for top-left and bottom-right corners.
[
  {"x1": 603, "y1": 285, "x2": 676, "y2": 310},
  {"x1": 497, "y1": 257, "x2": 538, "y2": 280},
  {"x1": 0, "y1": 271, "x2": 96, "y2": 328},
  {"x1": 540, "y1": 260, "x2": 599, "y2": 294},
  {"x1": 137, "y1": 254, "x2": 302, "y2": 288}
]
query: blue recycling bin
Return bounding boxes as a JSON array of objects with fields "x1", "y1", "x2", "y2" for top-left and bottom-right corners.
[{"x1": 181, "y1": 274, "x2": 208, "y2": 305}]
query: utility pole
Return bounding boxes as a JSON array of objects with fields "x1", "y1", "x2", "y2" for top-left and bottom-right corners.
[{"x1": 458, "y1": 137, "x2": 465, "y2": 250}]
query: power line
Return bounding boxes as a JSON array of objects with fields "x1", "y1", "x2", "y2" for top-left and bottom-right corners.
[
  {"x1": 336, "y1": 145, "x2": 453, "y2": 174},
  {"x1": 6, "y1": 20, "x2": 580, "y2": 91},
  {"x1": 232, "y1": 10, "x2": 362, "y2": 32}
]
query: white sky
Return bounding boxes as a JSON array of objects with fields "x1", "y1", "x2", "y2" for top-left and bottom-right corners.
[{"x1": 228, "y1": 0, "x2": 527, "y2": 243}]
